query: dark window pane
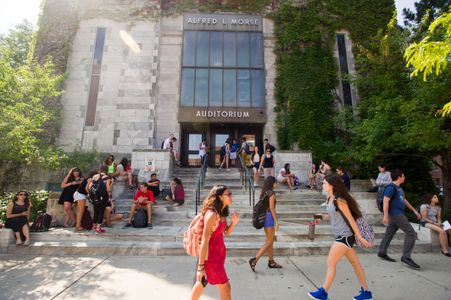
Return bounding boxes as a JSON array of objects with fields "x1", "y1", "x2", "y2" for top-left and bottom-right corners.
[
  {"x1": 181, "y1": 68, "x2": 195, "y2": 106},
  {"x1": 251, "y1": 70, "x2": 264, "y2": 107},
  {"x1": 237, "y1": 70, "x2": 250, "y2": 107},
  {"x1": 195, "y1": 69, "x2": 208, "y2": 107},
  {"x1": 224, "y1": 32, "x2": 236, "y2": 67},
  {"x1": 209, "y1": 69, "x2": 222, "y2": 106},
  {"x1": 196, "y1": 32, "x2": 209, "y2": 67},
  {"x1": 237, "y1": 32, "x2": 250, "y2": 68},
  {"x1": 336, "y1": 34, "x2": 352, "y2": 106},
  {"x1": 250, "y1": 33, "x2": 263, "y2": 68},
  {"x1": 183, "y1": 31, "x2": 196, "y2": 67},
  {"x1": 223, "y1": 70, "x2": 236, "y2": 106},
  {"x1": 210, "y1": 32, "x2": 223, "y2": 67}
]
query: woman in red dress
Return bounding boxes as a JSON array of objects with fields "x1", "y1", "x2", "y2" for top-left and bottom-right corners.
[{"x1": 191, "y1": 185, "x2": 240, "y2": 300}]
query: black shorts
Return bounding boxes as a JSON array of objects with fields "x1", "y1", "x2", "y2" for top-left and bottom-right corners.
[{"x1": 335, "y1": 235, "x2": 355, "y2": 248}]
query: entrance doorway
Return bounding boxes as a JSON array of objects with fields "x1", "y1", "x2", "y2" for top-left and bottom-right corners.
[{"x1": 180, "y1": 123, "x2": 263, "y2": 167}]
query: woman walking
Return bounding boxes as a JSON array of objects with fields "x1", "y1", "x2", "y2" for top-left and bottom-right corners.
[
  {"x1": 58, "y1": 167, "x2": 83, "y2": 227},
  {"x1": 249, "y1": 176, "x2": 282, "y2": 271},
  {"x1": 5, "y1": 191, "x2": 31, "y2": 245},
  {"x1": 308, "y1": 174, "x2": 372, "y2": 300},
  {"x1": 191, "y1": 185, "x2": 240, "y2": 300},
  {"x1": 259, "y1": 148, "x2": 275, "y2": 178}
]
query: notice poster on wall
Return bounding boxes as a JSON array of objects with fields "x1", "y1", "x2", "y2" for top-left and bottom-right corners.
[{"x1": 144, "y1": 157, "x2": 155, "y2": 172}]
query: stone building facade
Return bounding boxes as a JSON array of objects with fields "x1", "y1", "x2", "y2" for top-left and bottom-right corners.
[{"x1": 37, "y1": 0, "x2": 357, "y2": 167}]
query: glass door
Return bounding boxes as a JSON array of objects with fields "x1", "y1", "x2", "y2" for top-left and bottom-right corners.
[
  {"x1": 187, "y1": 133, "x2": 203, "y2": 167},
  {"x1": 213, "y1": 134, "x2": 229, "y2": 167}
]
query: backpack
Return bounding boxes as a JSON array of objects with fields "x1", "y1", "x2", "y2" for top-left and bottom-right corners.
[
  {"x1": 220, "y1": 145, "x2": 226, "y2": 156},
  {"x1": 376, "y1": 183, "x2": 396, "y2": 213},
  {"x1": 183, "y1": 211, "x2": 219, "y2": 257},
  {"x1": 252, "y1": 192, "x2": 271, "y2": 229},
  {"x1": 244, "y1": 142, "x2": 251, "y2": 155},
  {"x1": 132, "y1": 209, "x2": 148, "y2": 228},
  {"x1": 30, "y1": 213, "x2": 52, "y2": 232},
  {"x1": 81, "y1": 209, "x2": 93, "y2": 230},
  {"x1": 88, "y1": 177, "x2": 106, "y2": 205},
  {"x1": 333, "y1": 198, "x2": 374, "y2": 248}
]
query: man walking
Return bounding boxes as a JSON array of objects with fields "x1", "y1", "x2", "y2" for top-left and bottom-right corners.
[{"x1": 378, "y1": 169, "x2": 422, "y2": 268}]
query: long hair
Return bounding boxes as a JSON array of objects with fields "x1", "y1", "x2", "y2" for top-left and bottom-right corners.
[
  {"x1": 172, "y1": 177, "x2": 183, "y2": 187},
  {"x1": 423, "y1": 193, "x2": 438, "y2": 206},
  {"x1": 13, "y1": 191, "x2": 30, "y2": 208},
  {"x1": 104, "y1": 154, "x2": 114, "y2": 165},
  {"x1": 201, "y1": 185, "x2": 230, "y2": 217},
  {"x1": 324, "y1": 174, "x2": 362, "y2": 219},
  {"x1": 68, "y1": 168, "x2": 82, "y2": 182},
  {"x1": 120, "y1": 157, "x2": 128, "y2": 169},
  {"x1": 260, "y1": 176, "x2": 276, "y2": 200},
  {"x1": 284, "y1": 163, "x2": 290, "y2": 175}
]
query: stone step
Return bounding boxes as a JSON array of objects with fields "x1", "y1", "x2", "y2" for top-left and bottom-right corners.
[{"x1": 10, "y1": 238, "x2": 431, "y2": 257}]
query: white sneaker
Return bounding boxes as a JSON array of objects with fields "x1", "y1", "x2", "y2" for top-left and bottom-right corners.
[{"x1": 320, "y1": 202, "x2": 327, "y2": 206}]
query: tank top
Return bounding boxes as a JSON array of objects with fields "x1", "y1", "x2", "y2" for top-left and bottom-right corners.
[
  {"x1": 12, "y1": 202, "x2": 28, "y2": 215},
  {"x1": 420, "y1": 204, "x2": 440, "y2": 223},
  {"x1": 77, "y1": 178, "x2": 88, "y2": 195},
  {"x1": 326, "y1": 198, "x2": 353, "y2": 238},
  {"x1": 253, "y1": 153, "x2": 260, "y2": 163},
  {"x1": 107, "y1": 164, "x2": 115, "y2": 174},
  {"x1": 262, "y1": 154, "x2": 274, "y2": 168}
]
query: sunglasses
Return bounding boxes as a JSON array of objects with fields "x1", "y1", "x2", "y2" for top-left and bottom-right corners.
[
  {"x1": 18, "y1": 193, "x2": 28, "y2": 196},
  {"x1": 223, "y1": 192, "x2": 232, "y2": 196}
]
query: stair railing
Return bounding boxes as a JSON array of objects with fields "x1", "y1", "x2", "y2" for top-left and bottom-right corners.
[
  {"x1": 195, "y1": 154, "x2": 209, "y2": 215},
  {"x1": 238, "y1": 154, "x2": 255, "y2": 207}
]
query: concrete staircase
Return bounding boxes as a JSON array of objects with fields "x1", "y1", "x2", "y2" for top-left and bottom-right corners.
[{"x1": 10, "y1": 168, "x2": 432, "y2": 256}]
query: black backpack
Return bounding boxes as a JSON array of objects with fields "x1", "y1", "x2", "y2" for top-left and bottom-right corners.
[
  {"x1": 377, "y1": 183, "x2": 396, "y2": 213},
  {"x1": 252, "y1": 192, "x2": 270, "y2": 229},
  {"x1": 244, "y1": 142, "x2": 251, "y2": 155},
  {"x1": 81, "y1": 209, "x2": 94, "y2": 230},
  {"x1": 88, "y1": 178, "x2": 106, "y2": 205},
  {"x1": 133, "y1": 209, "x2": 148, "y2": 228},
  {"x1": 30, "y1": 213, "x2": 52, "y2": 232}
]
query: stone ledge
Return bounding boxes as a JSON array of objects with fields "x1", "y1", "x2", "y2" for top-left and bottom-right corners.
[{"x1": 0, "y1": 229, "x2": 14, "y2": 254}]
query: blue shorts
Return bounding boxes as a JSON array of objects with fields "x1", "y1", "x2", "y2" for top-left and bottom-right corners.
[{"x1": 264, "y1": 211, "x2": 275, "y2": 228}]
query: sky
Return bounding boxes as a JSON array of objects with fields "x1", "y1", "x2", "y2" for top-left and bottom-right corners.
[{"x1": 0, "y1": 0, "x2": 417, "y2": 35}]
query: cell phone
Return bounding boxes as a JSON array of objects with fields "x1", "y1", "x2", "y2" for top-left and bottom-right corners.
[{"x1": 201, "y1": 276, "x2": 208, "y2": 287}]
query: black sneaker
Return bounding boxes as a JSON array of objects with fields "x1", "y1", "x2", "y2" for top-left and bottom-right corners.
[
  {"x1": 123, "y1": 223, "x2": 132, "y2": 228},
  {"x1": 148, "y1": 223, "x2": 153, "y2": 229},
  {"x1": 378, "y1": 253, "x2": 396, "y2": 262},
  {"x1": 401, "y1": 256, "x2": 420, "y2": 269}
]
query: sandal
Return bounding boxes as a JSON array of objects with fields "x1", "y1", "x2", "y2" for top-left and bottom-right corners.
[
  {"x1": 249, "y1": 257, "x2": 257, "y2": 272},
  {"x1": 268, "y1": 260, "x2": 282, "y2": 269}
]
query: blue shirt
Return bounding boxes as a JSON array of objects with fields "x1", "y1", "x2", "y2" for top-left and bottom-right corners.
[{"x1": 384, "y1": 183, "x2": 405, "y2": 216}]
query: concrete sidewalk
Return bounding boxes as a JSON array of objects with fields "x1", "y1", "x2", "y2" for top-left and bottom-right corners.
[{"x1": 0, "y1": 253, "x2": 450, "y2": 300}]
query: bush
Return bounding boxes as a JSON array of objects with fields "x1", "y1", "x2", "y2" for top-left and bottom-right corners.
[{"x1": 0, "y1": 190, "x2": 49, "y2": 223}]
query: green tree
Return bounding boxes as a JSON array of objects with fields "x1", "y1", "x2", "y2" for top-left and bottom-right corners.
[
  {"x1": 404, "y1": 10, "x2": 451, "y2": 116},
  {"x1": 0, "y1": 21, "x2": 64, "y2": 189}
]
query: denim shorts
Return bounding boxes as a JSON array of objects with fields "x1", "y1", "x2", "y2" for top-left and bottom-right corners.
[{"x1": 264, "y1": 211, "x2": 275, "y2": 228}]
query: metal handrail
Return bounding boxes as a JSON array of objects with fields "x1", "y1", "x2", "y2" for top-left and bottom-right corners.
[
  {"x1": 238, "y1": 154, "x2": 255, "y2": 207},
  {"x1": 195, "y1": 154, "x2": 209, "y2": 215}
]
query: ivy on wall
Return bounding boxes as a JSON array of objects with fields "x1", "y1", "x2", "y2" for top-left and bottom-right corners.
[{"x1": 273, "y1": 0, "x2": 394, "y2": 162}]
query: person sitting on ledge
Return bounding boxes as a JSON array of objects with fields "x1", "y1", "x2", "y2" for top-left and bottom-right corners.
[
  {"x1": 277, "y1": 163, "x2": 297, "y2": 190},
  {"x1": 148, "y1": 173, "x2": 161, "y2": 198},
  {"x1": 124, "y1": 182, "x2": 154, "y2": 228},
  {"x1": 165, "y1": 177, "x2": 185, "y2": 207},
  {"x1": 5, "y1": 191, "x2": 31, "y2": 246}
]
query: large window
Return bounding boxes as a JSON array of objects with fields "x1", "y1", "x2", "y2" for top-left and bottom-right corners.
[
  {"x1": 181, "y1": 31, "x2": 265, "y2": 108},
  {"x1": 336, "y1": 34, "x2": 353, "y2": 106}
]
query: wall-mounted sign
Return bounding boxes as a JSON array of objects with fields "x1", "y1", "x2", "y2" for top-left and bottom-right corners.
[
  {"x1": 179, "y1": 107, "x2": 266, "y2": 123},
  {"x1": 184, "y1": 13, "x2": 263, "y2": 32}
]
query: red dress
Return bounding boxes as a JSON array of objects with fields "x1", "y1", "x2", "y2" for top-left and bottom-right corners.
[{"x1": 204, "y1": 216, "x2": 228, "y2": 285}]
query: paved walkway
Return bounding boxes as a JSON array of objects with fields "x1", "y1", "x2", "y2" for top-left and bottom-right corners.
[{"x1": 0, "y1": 253, "x2": 450, "y2": 299}]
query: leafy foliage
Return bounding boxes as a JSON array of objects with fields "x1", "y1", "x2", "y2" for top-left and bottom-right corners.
[{"x1": 0, "y1": 191, "x2": 49, "y2": 223}]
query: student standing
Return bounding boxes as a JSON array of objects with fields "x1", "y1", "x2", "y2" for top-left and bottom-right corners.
[
  {"x1": 249, "y1": 176, "x2": 282, "y2": 271},
  {"x1": 190, "y1": 185, "x2": 239, "y2": 300},
  {"x1": 259, "y1": 149, "x2": 275, "y2": 178},
  {"x1": 378, "y1": 169, "x2": 422, "y2": 268},
  {"x1": 308, "y1": 174, "x2": 373, "y2": 300}
]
